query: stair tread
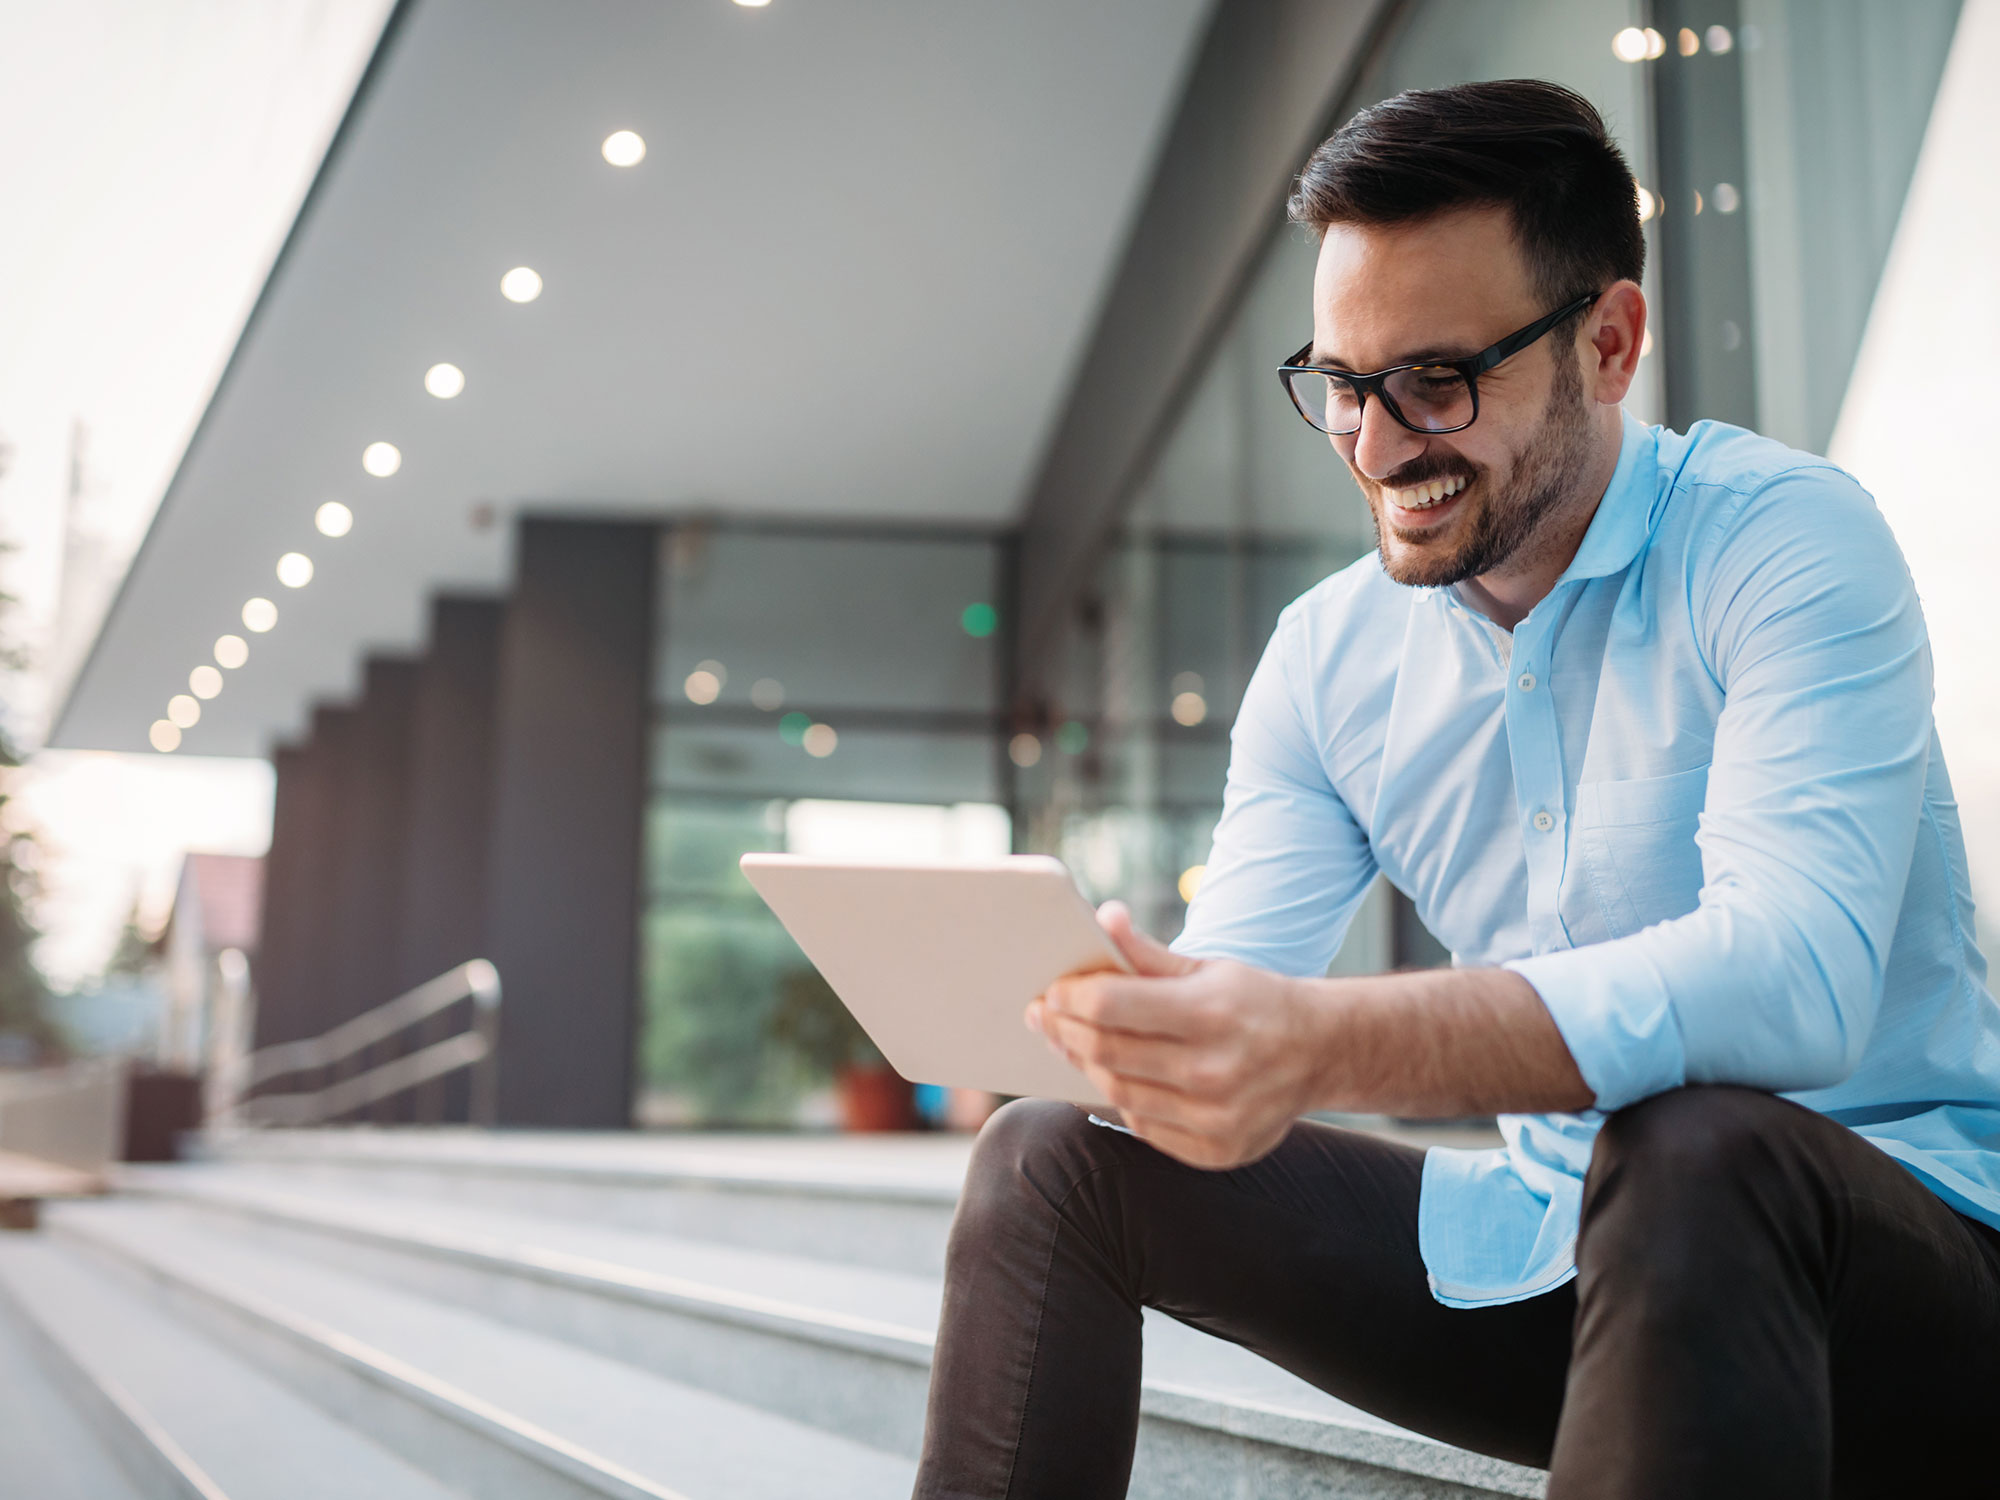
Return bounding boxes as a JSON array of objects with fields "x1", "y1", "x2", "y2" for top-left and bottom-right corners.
[
  {"x1": 139, "y1": 1163, "x2": 1421, "y2": 1440},
  {"x1": 54, "y1": 1198, "x2": 917, "y2": 1500},
  {"x1": 194, "y1": 1127, "x2": 971, "y2": 1200},
  {"x1": 0, "y1": 1233, "x2": 461, "y2": 1500},
  {"x1": 0, "y1": 1266, "x2": 151, "y2": 1500}
]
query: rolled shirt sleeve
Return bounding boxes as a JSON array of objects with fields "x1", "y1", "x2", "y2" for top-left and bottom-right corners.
[{"x1": 1509, "y1": 469, "x2": 1934, "y2": 1110}]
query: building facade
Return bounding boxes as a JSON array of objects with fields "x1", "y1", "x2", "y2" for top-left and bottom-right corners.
[{"x1": 53, "y1": 0, "x2": 1973, "y2": 1124}]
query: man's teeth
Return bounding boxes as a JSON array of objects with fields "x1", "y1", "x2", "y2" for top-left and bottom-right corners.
[{"x1": 1386, "y1": 475, "x2": 1469, "y2": 510}]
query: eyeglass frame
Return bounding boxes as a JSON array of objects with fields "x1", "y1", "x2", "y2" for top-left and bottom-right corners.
[{"x1": 1277, "y1": 289, "x2": 1602, "y2": 437}]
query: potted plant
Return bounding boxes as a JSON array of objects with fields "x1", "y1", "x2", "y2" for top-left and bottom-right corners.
[{"x1": 769, "y1": 967, "x2": 916, "y2": 1131}]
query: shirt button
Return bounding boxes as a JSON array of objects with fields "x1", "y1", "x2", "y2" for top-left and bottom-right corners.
[
  {"x1": 1516, "y1": 672, "x2": 1537, "y2": 693},
  {"x1": 1532, "y1": 809, "x2": 1555, "y2": 832}
]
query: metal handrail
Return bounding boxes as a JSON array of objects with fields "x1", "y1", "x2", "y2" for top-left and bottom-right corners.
[{"x1": 239, "y1": 960, "x2": 501, "y2": 1127}]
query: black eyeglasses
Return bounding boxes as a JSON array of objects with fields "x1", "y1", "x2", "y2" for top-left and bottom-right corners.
[{"x1": 1277, "y1": 291, "x2": 1600, "y2": 437}]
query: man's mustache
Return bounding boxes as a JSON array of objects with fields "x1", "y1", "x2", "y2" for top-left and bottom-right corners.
[{"x1": 1368, "y1": 460, "x2": 1480, "y2": 492}]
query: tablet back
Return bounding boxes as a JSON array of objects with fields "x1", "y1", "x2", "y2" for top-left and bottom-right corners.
[{"x1": 739, "y1": 854, "x2": 1124, "y2": 1104}]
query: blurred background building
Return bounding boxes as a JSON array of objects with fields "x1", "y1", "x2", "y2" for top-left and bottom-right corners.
[{"x1": 8, "y1": 0, "x2": 1990, "y2": 1130}]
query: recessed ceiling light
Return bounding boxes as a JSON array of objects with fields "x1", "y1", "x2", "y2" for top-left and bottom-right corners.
[
  {"x1": 734, "y1": 0, "x2": 772, "y2": 8},
  {"x1": 167, "y1": 694, "x2": 201, "y2": 729},
  {"x1": 276, "y1": 552, "x2": 314, "y2": 588},
  {"x1": 215, "y1": 634, "x2": 249, "y2": 669},
  {"x1": 190, "y1": 665, "x2": 224, "y2": 699},
  {"x1": 362, "y1": 441, "x2": 401, "y2": 478},
  {"x1": 241, "y1": 598, "x2": 278, "y2": 633},
  {"x1": 149, "y1": 720, "x2": 181, "y2": 753},
  {"x1": 315, "y1": 501, "x2": 354, "y2": 537},
  {"x1": 601, "y1": 130, "x2": 646, "y2": 166},
  {"x1": 500, "y1": 266, "x2": 543, "y2": 303},
  {"x1": 424, "y1": 362, "x2": 465, "y2": 399}
]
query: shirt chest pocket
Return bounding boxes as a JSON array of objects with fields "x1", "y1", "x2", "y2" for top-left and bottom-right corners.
[{"x1": 1572, "y1": 765, "x2": 1709, "y2": 939}]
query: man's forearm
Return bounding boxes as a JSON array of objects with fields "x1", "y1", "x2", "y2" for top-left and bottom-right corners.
[{"x1": 1298, "y1": 966, "x2": 1594, "y2": 1118}]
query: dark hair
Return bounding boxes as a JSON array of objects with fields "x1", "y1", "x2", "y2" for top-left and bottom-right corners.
[{"x1": 1287, "y1": 79, "x2": 1644, "y2": 307}]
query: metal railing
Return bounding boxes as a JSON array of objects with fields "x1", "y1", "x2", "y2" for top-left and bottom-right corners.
[{"x1": 238, "y1": 960, "x2": 501, "y2": 1127}]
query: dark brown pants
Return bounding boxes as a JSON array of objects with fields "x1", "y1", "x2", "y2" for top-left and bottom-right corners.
[{"x1": 913, "y1": 1086, "x2": 2000, "y2": 1498}]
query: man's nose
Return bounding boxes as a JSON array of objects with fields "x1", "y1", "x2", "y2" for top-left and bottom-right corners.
[{"x1": 1348, "y1": 396, "x2": 1428, "y2": 482}]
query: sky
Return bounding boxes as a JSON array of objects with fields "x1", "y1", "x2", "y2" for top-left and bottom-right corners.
[{"x1": 0, "y1": 0, "x2": 389, "y2": 984}]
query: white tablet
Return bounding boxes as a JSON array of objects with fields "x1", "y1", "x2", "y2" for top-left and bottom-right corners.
[{"x1": 738, "y1": 853, "x2": 1128, "y2": 1105}]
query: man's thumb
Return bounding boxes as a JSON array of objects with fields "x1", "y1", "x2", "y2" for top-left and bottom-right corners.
[{"x1": 1097, "y1": 900, "x2": 1198, "y2": 977}]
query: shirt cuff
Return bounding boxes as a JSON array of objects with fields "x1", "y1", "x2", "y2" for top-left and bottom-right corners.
[{"x1": 1505, "y1": 943, "x2": 1688, "y2": 1111}]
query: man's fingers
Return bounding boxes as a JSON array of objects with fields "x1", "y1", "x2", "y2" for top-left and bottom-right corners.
[
  {"x1": 1115, "y1": 1109, "x2": 1264, "y2": 1171},
  {"x1": 1097, "y1": 900, "x2": 1199, "y2": 979},
  {"x1": 1042, "y1": 1009, "x2": 1236, "y2": 1094},
  {"x1": 1043, "y1": 971, "x2": 1203, "y2": 1038}
]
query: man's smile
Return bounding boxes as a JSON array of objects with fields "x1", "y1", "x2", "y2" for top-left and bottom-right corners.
[{"x1": 1381, "y1": 473, "x2": 1472, "y2": 530}]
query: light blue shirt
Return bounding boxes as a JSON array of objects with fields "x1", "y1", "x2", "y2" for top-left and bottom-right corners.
[{"x1": 1174, "y1": 414, "x2": 2000, "y2": 1308}]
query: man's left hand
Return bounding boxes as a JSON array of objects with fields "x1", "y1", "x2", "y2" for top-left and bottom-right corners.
[{"x1": 1025, "y1": 902, "x2": 1323, "y2": 1169}]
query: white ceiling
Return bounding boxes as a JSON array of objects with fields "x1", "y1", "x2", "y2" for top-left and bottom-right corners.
[{"x1": 54, "y1": 0, "x2": 1212, "y2": 756}]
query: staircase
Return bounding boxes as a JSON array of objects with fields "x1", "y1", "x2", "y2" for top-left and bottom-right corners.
[{"x1": 0, "y1": 1128, "x2": 1545, "y2": 1499}]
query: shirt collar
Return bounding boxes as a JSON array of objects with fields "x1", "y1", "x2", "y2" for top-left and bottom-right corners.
[{"x1": 1552, "y1": 411, "x2": 1659, "y2": 586}]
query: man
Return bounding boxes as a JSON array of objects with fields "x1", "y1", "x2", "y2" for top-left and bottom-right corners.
[{"x1": 913, "y1": 80, "x2": 2000, "y2": 1499}]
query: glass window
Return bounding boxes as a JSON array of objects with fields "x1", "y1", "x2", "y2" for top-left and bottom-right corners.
[{"x1": 640, "y1": 524, "x2": 1009, "y2": 1125}]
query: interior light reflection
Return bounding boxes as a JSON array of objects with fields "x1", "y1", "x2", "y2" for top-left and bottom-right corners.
[
  {"x1": 424, "y1": 363, "x2": 466, "y2": 399},
  {"x1": 601, "y1": 130, "x2": 646, "y2": 166}
]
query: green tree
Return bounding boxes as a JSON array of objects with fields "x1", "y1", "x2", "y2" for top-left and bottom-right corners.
[{"x1": 0, "y1": 531, "x2": 59, "y2": 1058}]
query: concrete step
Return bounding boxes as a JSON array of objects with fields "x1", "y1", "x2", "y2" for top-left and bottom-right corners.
[
  {"x1": 188, "y1": 1128, "x2": 966, "y2": 1277},
  {"x1": 125, "y1": 1164, "x2": 1546, "y2": 1499},
  {"x1": 0, "y1": 1254, "x2": 154, "y2": 1500},
  {"x1": 45, "y1": 1196, "x2": 917, "y2": 1500},
  {"x1": 0, "y1": 1231, "x2": 461, "y2": 1500}
]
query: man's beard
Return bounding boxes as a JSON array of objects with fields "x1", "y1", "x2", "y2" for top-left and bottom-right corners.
[{"x1": 1367, "y1": 351, "x2": 1593, "y2": 589}]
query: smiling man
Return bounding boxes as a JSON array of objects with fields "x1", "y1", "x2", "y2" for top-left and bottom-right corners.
[{"x1": 912, "y1": 81, "x2": 2000, "y2": 1499}]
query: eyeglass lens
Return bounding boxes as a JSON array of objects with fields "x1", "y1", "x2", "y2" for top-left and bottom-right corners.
[{"x1": 1289, "y1": 366, "x2": 1475, "y2": 435}]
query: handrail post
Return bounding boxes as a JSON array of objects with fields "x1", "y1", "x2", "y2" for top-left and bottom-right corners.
[{"x1": 466, "y1": 959, "x2": 503, "y2": 1127}]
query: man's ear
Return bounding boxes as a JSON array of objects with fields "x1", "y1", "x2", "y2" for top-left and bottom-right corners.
[{"x1": 1585, "y1": 280, "x2": 1647, "y2": 407}]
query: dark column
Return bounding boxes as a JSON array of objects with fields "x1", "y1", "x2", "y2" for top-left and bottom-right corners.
[
  {"x1": 399, "y1": 598, "x2": 504, "y2": 991},
  {"x1": 399, "y1": 597, "x2": 504, "y2": 1123},
  {"x1": 252, "y1": 742, "x2": 322, "y2": 1048},
  {"x1": 324, "y1": 659, "x2": 419, "y2": 1030},
  {"x1": 484, "y1": 519, "x2": 655, "y2": 1128},
  {"x1": 1650, "y1": 0, "x2": 1759, "y2": 431},
  {"x1": 292, "y1": 705, "x2": 359, "y2": 1043}
]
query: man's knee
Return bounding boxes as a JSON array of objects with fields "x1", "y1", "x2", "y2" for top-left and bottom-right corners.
[
  {"x1": 1592, "y1": 1084, "x2": 1794, "y2": 1185},
  {"x1": 1579, "y1": 1086, "x2": 1804, "y2": 1276},
  {"x1": 959, "y1": 1098, "x2": 1118, "y2": 1222}
]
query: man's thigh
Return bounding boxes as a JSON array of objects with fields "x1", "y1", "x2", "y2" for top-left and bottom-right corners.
[
  {"x1": 1076, "y1": 1115, "x2": 1575, "y2": 1470},
  {"x1": 1782, "y1": 1112, "x2": 2000, "y2": 1492}
]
